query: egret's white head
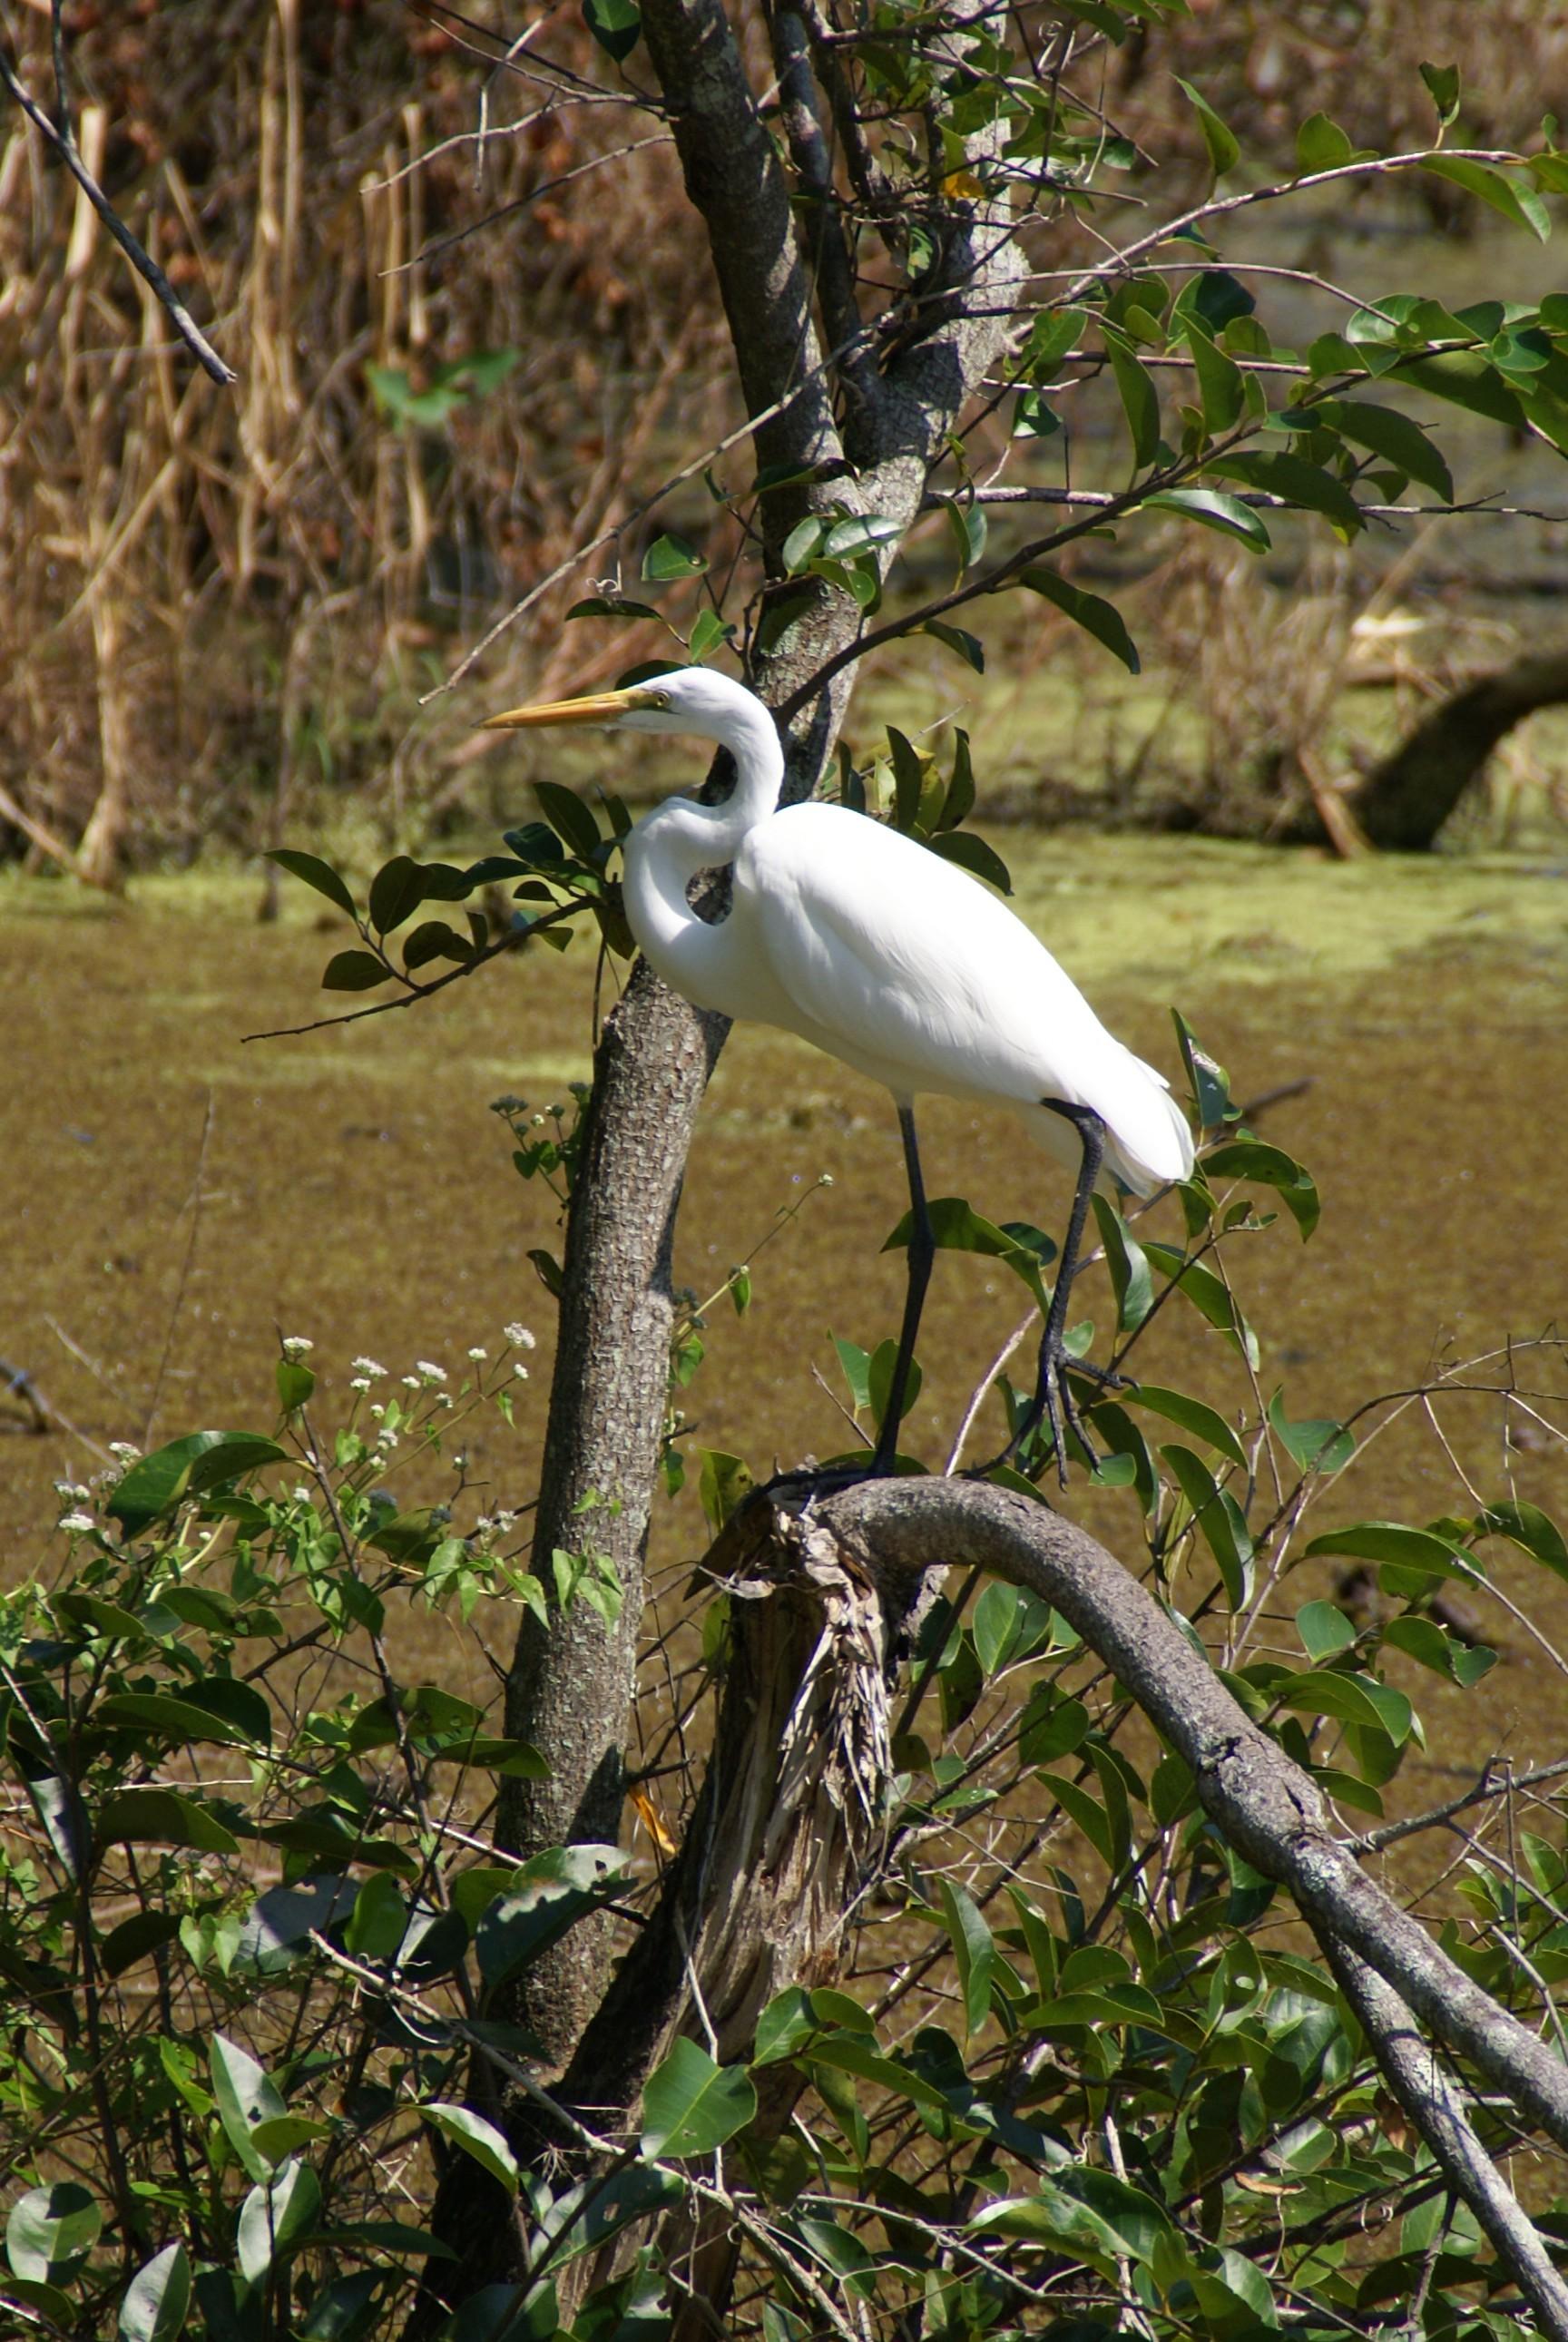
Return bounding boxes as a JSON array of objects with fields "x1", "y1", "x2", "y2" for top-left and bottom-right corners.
[{"x1": 481, "y1": 664, "x2": 767, "y2": 746}]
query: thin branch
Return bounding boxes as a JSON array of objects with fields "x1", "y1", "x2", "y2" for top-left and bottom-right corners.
[
  {"x1": 0, "y1": 34, "x2": 235, "y2": 385},
  {"x1": 1353, "y1": 1756, "x2": 1568, "y2": 1854}
]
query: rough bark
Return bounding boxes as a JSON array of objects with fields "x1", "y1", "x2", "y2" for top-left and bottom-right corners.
[
  {"x1": 1345, "y1": 646, "x2": 1568, "y2": 850},
  {"x1": 492, "y1": 0, "x2": 1024, "y2": 2076}
]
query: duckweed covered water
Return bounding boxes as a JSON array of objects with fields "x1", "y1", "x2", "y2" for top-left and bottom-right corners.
[{"x1": 3, "y1": 832, "x2": 1565, "y2": 1783}]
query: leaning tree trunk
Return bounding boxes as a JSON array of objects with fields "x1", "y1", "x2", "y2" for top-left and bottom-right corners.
[{"x1": 1344, "y1": 645, "x2": 1568, "y2": 849}]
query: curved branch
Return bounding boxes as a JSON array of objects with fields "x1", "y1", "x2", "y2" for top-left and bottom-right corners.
[{"x1": 818, "y1": 1478, "x2": 1568, "y2": 2159}]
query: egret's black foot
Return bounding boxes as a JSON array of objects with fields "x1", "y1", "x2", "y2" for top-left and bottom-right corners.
[{"x1": 973, "y1": 1351, "x2": 1128, "y2": 1491}]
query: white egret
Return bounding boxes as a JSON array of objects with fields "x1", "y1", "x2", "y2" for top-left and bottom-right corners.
[{"x1": 482, "y1": 667, "x2": 1194, "y2": 1484}]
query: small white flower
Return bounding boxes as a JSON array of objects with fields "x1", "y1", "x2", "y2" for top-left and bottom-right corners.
[
  {"x1": 504, "y1": 1323, "x2": 535, "y2": 1349},
  {"x1": 377, "y1": 1426, "x2": 399, "y2": 1450},
  {"x1": 401, "y1": 1374, "x2": 421, "y2": 1390},
  {"x1": 351, "y1": 1356, "x2": 387, "y2": 1378},
  {"x1": 349, "y1": 1376, "x2": 371, "y2": 1393},
  {"x1": 416, "y1": 1360, "x2": 447, "y2": 1385},
  {"x1": 466, "y1": 1345, "x2": 487, "y2": 1362},
  {"x1": 820, "y1": 1173, "x2": 835, "y2": 1190},
  {"x1": 495, "y1": 1508, "x2": 516, "y2": 1533},
  {"x1": 281, "y1": 1336, "x2": 314, "y2": 1358},
  {"x1": 436, "y1": 1392, "x2": 455, "y2": 1409},
  {"x1": 513, "y1": 1362, "x2": 530, "y2": 1380},
  {"x1": 475, "y1": 1514, "x2": 495, "y2": 1534},
  {"x1": 292, "y1": 1484, "x2": 314, "y2": 1504},
  {"x1": 59, "y1": 1511, "x2": 96, "y2": 1534},
  {"x1": 108, "y1": 1440, "x2": 141, "y2": 1463},
  {"x1": 54, "y1": 1479, "x2": 91, "y2": 1501},
  {"x1": 370, "y1": 1403, "x2": 386, "y2": 1421}
]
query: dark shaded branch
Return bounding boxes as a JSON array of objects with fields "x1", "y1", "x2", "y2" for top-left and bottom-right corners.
[
  {"x1": 1318, "y1": 1936, "x2": 1568, "y2": 2342},
  {"x1": 1347, "y1": 646, "x2": 1568, "y2": 850}
]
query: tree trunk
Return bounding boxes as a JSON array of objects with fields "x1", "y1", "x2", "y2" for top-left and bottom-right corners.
[{"x1": 1345, "y1": 646, "x2": 1568, "y2": 850}]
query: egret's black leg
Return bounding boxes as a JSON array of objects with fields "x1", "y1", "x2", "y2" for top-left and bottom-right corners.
[
  {"x1": 990, "y1": 1102, "x2": 1119, "y2": 1489},
  {"x1": 871, "y1": 1104, "x2": 935, "y2": 1475}
]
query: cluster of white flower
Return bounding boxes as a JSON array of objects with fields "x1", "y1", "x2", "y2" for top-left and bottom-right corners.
[
  {"x1": 281, "y1": 1335, "x2": 314, "y2": 1359},
  {"x1": 466, "y1": 1345, "x2": 487, "y2": 1363},
  {"x1": 377, "y1": 1425, "x2": 399, "y2": 1451},
  {"x1": 54, "y1": 1478, "x2": 91, "y2": 1503},
  {"x1": 416, "y1": 1360, "x2": 447, "y2": 1386},
  {"x1": 503, "y1": 1323, "x2": 536, "y2": 1350},
  {"x1": 58, "y1": 1510, "x2": 96, "y2": 1535},
  {"x1": 107, "y1": 1440, "x2": 141, "y2": 1465},
  {"x1": 352, "y1": 1356, "x2": 387, "y2": 1378}
]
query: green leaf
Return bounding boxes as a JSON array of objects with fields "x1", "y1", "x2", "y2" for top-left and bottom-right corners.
[
  {"x1": 753, "y1": 1986, "x2": 818, "y2": 2066},
  {"x1": 119, "y1": 2242, "x2": 191, "y2": 2342},
  {"x1": 268, "y1": 849, "x2": 356, "y2": 920},
  {"x1": 939, "y1": 1878, "x2": 995, "y2": 2036},
  {"x1": 321, "y1": 949, "x2": 390, "y2": 993},
  {"x1": 108, "y1": 1429, "x2": 288, "y2": 1531},
  {"x1": 211, "y1": 2033, "x2": 287, "y2": 2183},
  {"x1": 1205, "y1": 449, "x2": 1363, "y2": 539},
  {"x1": 101, "y1": 1909, "x2": 181, "y2": 1976},
  {"x1": 237, "y1": 2161, "x2": 321, "y2": 2286},
  {"x1": 640, "y1": 2039, "x2": 758, "y2": 2159},
  {"x1": 883, "y1": 1191, "x2": 1049, "y2": 1306},
  {"x1": 583, "y1": 0, "x2": 641, "y2": 58},
  {"x1": 1474, "y1": 1499, "x2": 1568, "y2": 1583},
  {"x1": 533, "y1": 779, "x2": 603, "y2": 864},
  {"x1": 887, "y1": 725, "x2": 927, "y2": 833},
  {"x1": 642, "y1": 532, "x2": 708, "y2": 583},
  {"x1": 687, "y1": 608, "x2": 733, "y2": 662},
  {"x1": 1202, "y1": 1138, "x2": 1319, "y2": 1237},
  {"x1": 1268, "y1": 1388, "x2": 1354, "y2": 1475},
  {"x1": 1142, "y1": 1243, "x2": 1258, "y2": 1366},
  {"x1": 1174, "y1": 76, "x2": 1240, "y2": 176},
  {"x1": 781, "y1": 516, "x2": 825, "y2": 573},
  {"x1": 1419, "y1": 60, "x2": 1462, "y2": 126},
  {"x1": 698, "y1": 1449, "x2": 754, "y2": 1533},
  {"x1": 938, "y1": 730, "x2": 975, "y2": 830},
  {"x1": 1397, "y1": 350, "x2": 1525, "y2": 428},
  {"x1": 368, "y1": 855, "x2": 426, "y2": 936},
  {"x1": 974, "y1": 1581, "x2": 1028, "y2": 1678},
  {"x1": 1422, "y1": 156, "x2": 1550, "y2": 241},
  {"x1": 1092, "y1": 1195, "x2": 1154, "y2": 1331},
  {"x1": 1163, "y1": 1445, "x2": 1252, "y2": 1610},
  {"x1": 95, "y1": 1692, "x2": 257, "y2": 1748},
  {"x1": 1383, "y1": 1614, "x2": 1496, "y2": 1689},
  {"x1": 1296, "y1": 1599, "x2": 1357, "y2": 1661},
  {"x1": 7, "y1": 2183, "x2": 101, "y2": 2282},
  {"x1": 923, "y1": 619, "x2": 986, "y2": 672},
  {"x1": 939, "y1": 495, "x2": 987, "y2": 580},
  {"x1": 1181, "y1": 322, "x2": 1246, "y2": 434},
  {"x1": 1145, "y1": 486, "x2": 1269, "y2": 551},
  {"x1": 1017, "y1": 567, "x2": 1140, "y2": 672},
  {"x1": 833, "y1": 1334, "x2": 872, "y2": 1414},
  {"x1": 1124, "y1": 1385, "x2": 1245, "y2": 1469},
  {"x1": 926, "y1": 828, "x2": 1014, "y2": 892},
  {"x1": 565, "y1": 595, "x2": 661, "y2": 622},
  {"x1": 1304, "y1": 1521, "x2": 1479, "y2": 1578},
  {"x1": 1296, "y1": 112, "x2": 1355, "y2": 173},
  {"x1": 1024, "y1": 304, "x2": 1087, "y2": 378},
  {"x1": 1304, "y1": 397, "x2": 1454, "y2": 499},
  {"x1": 98, "y1": 1789, "x2": 240, "y2": 1856},
  {"x1": 1276, "y1": 1668, "x2": 1413, "y2": 1745},
  {"x1": 822, "y1": 514, "x2": 899, "y2": 560},
  {"x1": 422, "y1": 2104, "x2": 520, "y2": 2193},
  {"x1": 474, "y1": 1845, "x2": 628, "y2": 1992},
  {"x1": 1101, "y1": 328, "x2": 1161, "y2": 468}
]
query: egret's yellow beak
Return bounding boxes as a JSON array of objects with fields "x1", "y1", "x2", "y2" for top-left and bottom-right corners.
[{"x1": 480, "y1": 687, "x2": 654, "y2": 730}]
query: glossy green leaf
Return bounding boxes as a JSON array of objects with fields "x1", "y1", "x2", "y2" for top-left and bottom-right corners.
[
  {"x1": 7, "y1": 2183, "x2": 101, "y2": 2282},
  {"x1": 267, "y1": 850, "x2": 356, "y2": 920},
  {"x1": 923, "y1": 620, "x2": 985, "y2": 672},
  {"x1": 1304, "y1": 397, "x2": 1454, "y2": 499},
  {"x1": 1276, "y1": 1668, "x2": 1413, "y2": 1745},
  {"x1": 98, "y1": 1789, "x2": 240, "y2": 1857},
  {"x1": 1174, "y1": 77, "x2": 1240, "y2": 176},
  {"x1": 422, "y1": 2103, "x2": 519, "y2": 2193},
  {"x1": 237, "y1": 2160, "x2": 320, "y2": 2286},
  {"x1": 1296, "y1": 112, "x2": 1355, "y2": 173},
  {"x1": 583, "y1": 0, "x2": 641, "y2": 60},
  {"x1": 1092, "y1": 1195, "x2": 1154, "y2": 1330},
  {"x1": 321, "y1": 950, "x2": 390, "y2": 993},
  {"x1": 211, "y1": 2033, "x2": 287, "y2": 2183},
  {"x1": 1163, "y1": 1445, "x2": 1252, "y2": 1610},
  {"x1": 926, "y1": 828, "x2": 1014, "y2": 893},
  {"x1": 939, "y1": 1877, "x2": 995, "y2": 2036},
  {"x1": 119, "y1": 2242, "x2": 191, "y2": 2342},
  {"x1": 101, "y1": 1909, "x2": 182, "y2": 1976},
  {"x1": 753, "y1": 1986, "x2": 818, "y2": 2066},
  {"x1": 368, "y1": 856, "x2": 425, "y2": 935},
  {"x1": 1304, "y1": 1521, "x2": 1479, "y2": 1578},
  {"x1": 1146, "y1": 486, "x2": 1269, "y2": 550},
  {"x1": 1397, "y1": 350, "x2": 1526, "y2": 428},
  {"x1": 1423, "y1": 156, "x2": 1549, "y2": 241},
  {"x1": 1419, "y1": 60, "x2": 1462, "y2": 126},
  {"x1": 1142, "y1": 1242, "x2": 1258, "y2": 1366},
  {"x1": 1268, "y1": 1388, "x2": 1354, "y2": 1475},
  {"x1": 1474, "y1": 1498, "x2": 1568, "y2": 1583},
  {"x1": 884, "y1": 1192, "x2": 1049, "y2": 1306},
  {"x1": 95, "y1": 1692, "x2": 256, "y2": 1748},
  {"x1": 565, "y1": 595, "x2": 661, "y2": 622},
  {"x1": 1206, "y1": 448, "x2": 1363, "y2": 538},
  {"x1": 687, "y1": 608, "x2": 734, "y2": 662},
  {"x1": 640, "y1": 2038, "x2": 758, "y2": 2159},
  {"x1": 1017, "y1": 567, "x2": 1140, "y2": 673},
  {"x1": 1125, "y1": 1385, "x2": 1245, "y2": 1468},
  {"x1": 781, "y1": 516, "x2": 826, "y2": 573},
  {"x1": 642, "y1": 532, "x2": 707, "y2": 583},
  {"x1": 533, "y1": 780, "x2": 603, "y2": 864},
  {"x1": 1296, "y1": 1599, "x2": 1357, "y2": 1661},
  {"x1": 1203, "y1": 1138, "x2": 1319, "y2": 1236},
  {"x1": 1101, "y1": 328, "x2": 1161, "y2": 468},
  {"x1": 1182, "y1": 323, "x2": 1246, "y2": 433}
]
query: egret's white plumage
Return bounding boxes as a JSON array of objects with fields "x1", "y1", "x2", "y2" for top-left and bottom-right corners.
[{"x1": 483, "y1": 666, "x2": 1194, "y2": 1480}]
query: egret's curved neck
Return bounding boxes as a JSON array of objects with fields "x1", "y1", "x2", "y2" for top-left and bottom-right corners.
[{"x1": 622, "y1": 696, "x2": 785, "y2": 1007}]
